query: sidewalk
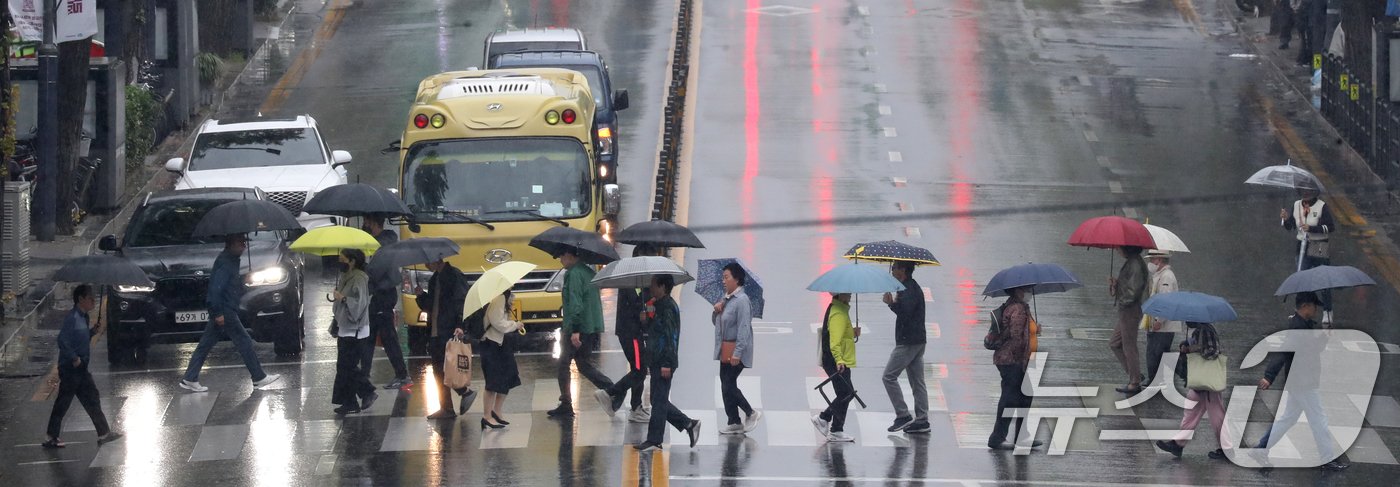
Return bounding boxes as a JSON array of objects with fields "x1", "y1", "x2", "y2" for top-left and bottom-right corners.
[{"x1": 0, "y1": 1, "x2": 305, "y2": 368}]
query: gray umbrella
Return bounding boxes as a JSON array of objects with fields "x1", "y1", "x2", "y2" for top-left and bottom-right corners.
[
  {"x1": 365, "y1": 237, "x2": 461, "y2": 277},
  {"x1": 53, "y1": 255, "x2": 154, "y2": 287},
  {"x1": 529, "y1": 226, "x2": 620, "y2": 265},
  {"x1": 1244, "y1": 161, "x2": 1326, "y2": 192},
  {"x1": 302, "y1": 183, "x2": 411, "y2": 218},
  {"x1": 591, "y1": 256, "x2": 694, "y2": 289},
  {"x1": 1274, "y1": 265, "x2": 1376, "y2": 296},
  {"x1": 191, "y1": 199, "x2": 301, "y2": 238},
  {"x1": 617, "y1": 220, "x2": 704, "y2": 248}
]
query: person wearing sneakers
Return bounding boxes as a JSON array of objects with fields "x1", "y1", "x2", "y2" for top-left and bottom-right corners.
[
  {"x1": 330, "y1": 249, "x2": 377, "y2": 415},
  {"x1": 811, "y1": 293, "x2": 857, "y2": 443},
  {"x1": 364, "y1": 215, "x2": 411, "y2": 390},
  {"x1": 882, "y1": 261, "x2": 929, "y2": 434},
  {"x1": 1281, "y1": 187, "x2": 1336, "y2": 324},
  {"x1": 713, "y1": 263, "x2": 760, "y2": 435},
  {"x1": 179, "y1": 234, "x2": 281, "y2": 393},
  {"x1": 548, "y1": 248, "x2": 616, "y2": 418},
  {"x1": 415, "y1": 257, "x2": 476, "y2": 419},
  {"x1": 631, "y1": 275, "x2": 701, "y2": 452},
  {"x1": 596, "y1": 246, "x2": 658, "y2": 423},
  {"x1": 44, "y1": 285, "x2": 122, "y2": 449}
]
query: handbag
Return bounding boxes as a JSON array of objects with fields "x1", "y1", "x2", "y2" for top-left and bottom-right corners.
[
  {"x1": 1305, "y1": 239, "x2": 1329, "y2": 259},
  {"x1": 1185, "y1": 353, "x2": 1228, "y2": 392},
  {"x1": 983, "y1": 303, "x2": 1010, "y2": 350},
  {"x1": 443, "y1": 338, "x2": 473, "y2": 390},
  {"x1": 328, "y1": 318, "x2": 340, "y2": 338},
  {"x1": 720, "y1": 341, "x2": 737, "y2": 362}
]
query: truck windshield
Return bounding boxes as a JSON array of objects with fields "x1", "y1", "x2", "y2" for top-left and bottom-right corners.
[
  {"x1": 402, "y1": 138, "x2": 592, "y2": 222},
  {"x1": 190, "y1": 128, "x2": 325, "y2": 171}
]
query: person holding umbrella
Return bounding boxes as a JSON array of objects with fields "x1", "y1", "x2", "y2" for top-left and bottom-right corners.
[
  {"x1": 987, "y1": 285, "x2": 1039, "y2": 450},
  {"x1": 363, "y1": 214, "x2": 411, "y2": 389},
  {"x1": 331, "y1": 249, "x2": 377, "y2": 414},
  {"x1": 44, "y1": 285, "x2": 123, "y2": 448},
  {"x1": 547, "y1": 247, "x2": 617, "y2": 418},
  {"x1": 1252, "y1": 292, "x2": 1350, "y2": 471},
  {"x1": 595, "y1": 246, "x2": 660, "y2": 422},
  {"x1": 1142, "y1": 250, "x2": 1182, "y2": 386},
  {"x1": 1109, "y1": 245, "x2": 1149, "y2": 394},
  {"x1": 1281, "y1": 188, "x2": 1336, "y2": 324},
  {"x1": 179, "y1": 234, "x2": 282, "y2": 392},
  {"x1": 714, "y1": 262, "x2": 760, "y2": 434},
  {"x1": 882, "y1": 260, "x2": 929, "y2": 434},
  {"x1": 810, "y1": 292, "x2": 858, "y2": 442},
  {"x1": 632, "y1": 274, "x2": 702, "y2": 452},
  {"x1": 478, "y1": 289, "x2": 522, "y2": 429},
  {"x1": 415, "y1": 257, "x2": 476, "y2": 419}
]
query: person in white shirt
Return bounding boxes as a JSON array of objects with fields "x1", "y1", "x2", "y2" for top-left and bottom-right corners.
[{"x1": 1142, "y1": 250, "x2": 1182, "y2": 385}]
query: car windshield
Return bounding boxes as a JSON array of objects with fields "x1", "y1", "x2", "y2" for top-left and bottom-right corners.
[
  {"x1": 189, "y1": 128, "x2": 324, "y2": 171},
  {"x1": 488, "y1": 41, "x2": 583, "y2": 61},
  {"x1": 402, "y1": 138, "x2": 592, "y2": 222},
  {"x1": 125, "y1": 198, "x2": 280, "y2": 247}
]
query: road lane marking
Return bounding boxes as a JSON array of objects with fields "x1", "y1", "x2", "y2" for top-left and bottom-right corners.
[
  {"x1": 1096, "y1": 155, "x2": 1111, "y2": 168},
  {"x1": 17, "y1": 459, "x2": 79, "y2": 466},
  {"x1": 713, "y1": 376, "x2": 763, "y2": 409},
  {"x1": 259, "y1": 0, "x2": 352, "y2": 114},
  {"x1": 878, "y1": 104, "x2": 892, "y2": 115},
  {"x1": 314, "y1": 454, "x2": 336, "y2": 475},
  {"x1": 905, "y1": 227, "x2": 921, "y2": 237},
  {"x1": 883, "y1": 127, "x2": 898, "y2": 137},
  {"x1": 891, "y1": 177, "x2": 906, "y2": 187},
  {"x1": 1108, "y1": 181, "x2": 1123, "y2": 194},
  {"x1": 873, "y1": 83, "x2": 888, "y2": 93},
  {"x1": 858, "y1": 5, "x2": 870, "y2": 16},
  {"x1": 1121, "y1": 207, "x2": 1138, "y2": 219},
  {"x1": 889, "y1": 151, "x2": 902, "y2": 162},
  {"x1": 1083, "y1": 130, "x2": 1099, "y2": 142},
  {"x1": 189, "y1": 424, "x2": 249, "y2": 462}
]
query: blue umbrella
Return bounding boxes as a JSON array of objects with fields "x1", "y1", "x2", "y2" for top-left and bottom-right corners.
[
  {"x1": 695, "y1": 258, "x2": 765, "y2": 319},
  {"x1": 1141, "y1": 292, "x2": 1238, "y2": 323},
  {"x1": 1274, "y1": 265, "x2": 1376, "y2": 296},
  {"x1": 807, "y1": 264, "x2": 906, "y2": 293},
  {"x1": 982, "y1": 263, "x2": 1083, "y2": 297}
]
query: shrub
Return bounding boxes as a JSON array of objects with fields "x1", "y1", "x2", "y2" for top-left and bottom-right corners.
[
  {"x1": 196, "y1": 52, "x2": 223, "y2": 87},
  {"x1": 125, "y1": 84, "x2": 163, "y2": 170}
]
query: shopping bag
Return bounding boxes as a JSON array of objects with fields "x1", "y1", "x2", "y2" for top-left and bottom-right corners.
[
  {"x1": 1185, "y1": 353, "x2": 1228, "y2": 392},
  {"x1": 443, "y1": 338, "x2": 473, "y2": 390}
]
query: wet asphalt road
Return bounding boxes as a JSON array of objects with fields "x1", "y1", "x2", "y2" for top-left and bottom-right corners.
[{"x1": 5, "y1": 0, "x2": 1400, "y2": 485}]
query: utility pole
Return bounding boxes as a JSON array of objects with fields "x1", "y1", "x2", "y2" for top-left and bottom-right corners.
[{"x1": 33, "y1": 0, "x2": 57, "y2": 241}]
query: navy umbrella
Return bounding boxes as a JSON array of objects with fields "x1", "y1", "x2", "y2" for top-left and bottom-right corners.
[
  {"x1": 694, "y1": 258, "x2": 765, "y2": 319},
  {"x1": 843, "y1": 240, "x2": 940, "y2": 266},
  {"x1": 365, "y1": 237, "x2": 461, "y2": 277},
  {"x1": 1141, "y1": 292, "x2": 1238, "y2": 323},
  {"x1": 982, "y1": 263, "x2": 1082, "y2": 297},
  {"x1": 302, "y1": 183, "x2": 411, "y2": 218},
  {"x1": 1274, "y1": 265, "x2": 1376, "y2": 296}
]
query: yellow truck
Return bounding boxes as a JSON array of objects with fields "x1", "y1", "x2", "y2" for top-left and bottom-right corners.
[{"x1": 393, "y1": 68, "x2": 620, "y2": 351}]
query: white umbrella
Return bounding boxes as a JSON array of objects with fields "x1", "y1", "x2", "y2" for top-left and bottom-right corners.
[
  {"x1": 1143, "y1": 224, "x2": 1190, "y2": 253},
  {"x1": 1244, "y1": 160, "x2": 1325, "y2": 192},
  {"x1": 591, "y1": 256, "x2": 694, "y2": 289}
]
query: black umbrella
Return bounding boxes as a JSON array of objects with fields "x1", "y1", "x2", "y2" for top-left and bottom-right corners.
[
  {"x1": 302, "y1": 183, "x2": 411, "y2": 218},
  {"x1": 843, "y1": 240, "x2": 939, "y2": 266},
  {"x1": 365, "y1": 237, "x2": 462, "y2": 277},
  {"x1": 617, "y1": 219, "x2": 704, "y2": 248},
  {"x1": 191, "y1": 199, "x2": 301, "y2": 238},
  {"x1": 529, "y1": 226, "x2": 620, "y2": 265},
  {"x1": 53, "y1": 255, "x2": 153, "y2": 287}
]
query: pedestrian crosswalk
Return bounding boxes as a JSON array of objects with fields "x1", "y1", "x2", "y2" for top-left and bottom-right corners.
[{"x1": 20, "y1": 373, "x2": 1400, "y2": 468}]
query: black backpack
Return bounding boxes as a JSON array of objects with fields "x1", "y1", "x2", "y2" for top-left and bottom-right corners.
[
  {"x1": 462, "y1": 307, "x2": 487, "y2": 341},
  {"x1": 983, "y1": 302, "x2": 1012, "y2": 350}
]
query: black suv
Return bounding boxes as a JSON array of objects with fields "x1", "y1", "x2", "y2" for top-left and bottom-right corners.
[
  {"x1": 98, "y1": 188, "x2": 306, "y2": 364},
  {"x1": 488, "y1": 50, "x2": 630, "y2": 183}
]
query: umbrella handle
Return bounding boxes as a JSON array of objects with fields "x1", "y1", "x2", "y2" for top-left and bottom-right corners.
[{"x1": 1297, "y1": 240, "x2": 1307, "y2": 272}]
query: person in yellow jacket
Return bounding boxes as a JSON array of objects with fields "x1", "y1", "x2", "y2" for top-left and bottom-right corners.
[{"x1": 811, "y1": 293, "x2": 857, "y2": 442}]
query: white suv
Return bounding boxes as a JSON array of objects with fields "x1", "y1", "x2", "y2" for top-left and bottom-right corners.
[{"x1": 165, "y1": 116, "x2": 350, "y2": 230}]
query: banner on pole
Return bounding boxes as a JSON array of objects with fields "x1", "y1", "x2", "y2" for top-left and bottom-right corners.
[
  {"x1": 56, "y1": 0, "x2": 97, "y2": 43},
  {"x1": 8, "y1": 0, "x2": 44, "y2": 42}
]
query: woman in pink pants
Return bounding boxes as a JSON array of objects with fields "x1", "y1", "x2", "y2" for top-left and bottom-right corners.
[{"x1": 1155, "y1": 322, "x2": 1234, "y2": 460}]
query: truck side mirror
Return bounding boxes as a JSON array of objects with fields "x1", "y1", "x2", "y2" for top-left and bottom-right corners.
[
  {"x1": 379, "y1": 140, "x2": 402, "y2": 155},
  {"x1": 613, "y1": 90, "x2": 630, "y2": 111},
  {"x1": 603, "y1": 184, "x2": 620, "y2": 216},
  {"x1": 98, "y1": 235, "x2": 119, "y2": 252},
  {"x1": 164, "y1": 157, "x2": 186, "y2": 173}
]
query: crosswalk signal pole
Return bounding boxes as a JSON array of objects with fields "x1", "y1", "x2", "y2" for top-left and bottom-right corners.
[{"x1": 33, "y1": 0, "x2": 57, "y2": 241}]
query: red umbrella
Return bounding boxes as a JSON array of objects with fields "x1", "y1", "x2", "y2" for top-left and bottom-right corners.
[
  {"x1": 1068, "y1": 216, "x2": 1158, "y2": 277},
  {"x1": 1068, "y1": 216, "x2": 1157, "y2": 249}
]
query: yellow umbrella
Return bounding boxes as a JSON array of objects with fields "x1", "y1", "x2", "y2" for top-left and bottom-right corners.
[
  {"x1": 289, "y1": 226, "x2": 381, "y2": 256},
  {"x1": 463, "y1": 261, "x2": 538, "y2": 316}
]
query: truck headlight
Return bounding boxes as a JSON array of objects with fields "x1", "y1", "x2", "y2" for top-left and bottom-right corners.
[
  {"x1": 116, "y1": 284, "x2": 155, "y2": 293},
  {"x1": 544, "y1": 269, "x2": 565, "y2": 293},
  {"x1": 246, "y1": 267, "x2": 289, "y2": 286}
]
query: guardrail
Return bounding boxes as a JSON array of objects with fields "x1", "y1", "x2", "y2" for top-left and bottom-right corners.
[
  {"x1": 1320, "y1": 50, "x2": 1400, "y2": 186},
  {"x1": 651, "y1": 0, "x2": 695, "y2": 222}
]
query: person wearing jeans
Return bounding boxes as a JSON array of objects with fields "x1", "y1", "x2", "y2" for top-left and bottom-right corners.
[
  {"x1": 45, "y1": 285, "x2": 122, "y2": 448},
  {"x1": 882, "y1": 261, "x2": 929, "y2": 433},
  {"x1": 597, "y1": 246, "x2": 658, "y2": 421},
  {"x1": 811, "y1": 293, "x2": 857, "y2": 442},
  {"x1": 179, "y1": 234, "x2": 280, "y2": 392},
  {"x1": 548, "y1": 248, "x2": 615, "y2": 418},
  {"x1": 713, "y1": 263, "x2": 759, "y2": 434},
  {"x1": 632, "y1": 275, "x2": 700, "y2": 452}
]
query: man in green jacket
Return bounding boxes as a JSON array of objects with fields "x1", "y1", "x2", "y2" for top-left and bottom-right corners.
[
  {"x1": 548, "y1": 248, "x2": 617, "y2": 418},
  {"x1": 811, "y1": 293, "x2": 857, "y2": 442}
]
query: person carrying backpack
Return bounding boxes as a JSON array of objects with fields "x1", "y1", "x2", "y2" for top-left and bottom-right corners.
[{"x1": 986, "y1": 285, "x2": 1041, "y2": 450}]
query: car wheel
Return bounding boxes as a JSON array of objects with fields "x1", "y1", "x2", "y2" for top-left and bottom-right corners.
[
  {"x1": 407, "y1": 326, "x2": 428, "y2": 355},
  {"x1": 274, "y1": 316, "x2": 305, "y2": 356}
]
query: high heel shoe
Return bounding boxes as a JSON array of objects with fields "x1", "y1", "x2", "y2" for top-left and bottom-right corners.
[
  {"x1": 492, "y1": 412, "x2": 511, "y2": 425},
  {"x1": 481, "y1": 418, "x2": 505, "y2": 430}
]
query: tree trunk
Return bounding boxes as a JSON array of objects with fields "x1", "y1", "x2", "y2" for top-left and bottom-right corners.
[
  {"x1": 55, "y1": 38, "x2": 92, "y2": 235},
  {"x1": 124, "y1": 1, "x2": 150, "y2": 85},
  {"x1": 1, "y1": 8, "x2": 12, "y2": 168}
]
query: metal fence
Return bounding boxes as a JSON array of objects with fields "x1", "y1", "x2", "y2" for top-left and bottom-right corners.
[{"x1": 1319, "y1": 53, "x2": 1400, "y2": 186}]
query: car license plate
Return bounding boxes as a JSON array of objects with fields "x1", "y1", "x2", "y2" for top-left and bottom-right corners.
[{"x1": 175, "y1": 310, "x2": 208, "y2": 323}]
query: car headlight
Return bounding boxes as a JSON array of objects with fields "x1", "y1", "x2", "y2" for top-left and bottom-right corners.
[
  {"x1": 116, "y1": 284, "x2": 154, "y2": 293},
  {"x1": 246, "y1": 267, "x2": 289, "y2": 286},
  {"x1": 544, "y1": 269, "x2": 565, "y2": 293}
]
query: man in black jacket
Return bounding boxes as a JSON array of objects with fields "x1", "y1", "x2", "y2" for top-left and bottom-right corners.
[
  {"x1": 415, "y1": 258, "x2": 475, "y2": 419},
  {"x1": 595, "y1": 246, "x2": 657, "y2": 422},
  {"x1": 1254, "y1": 292, "x2": 1348, "y2": 471},
  {"x1": 365, "y1": 215, "x2": 410, "y2": 389},
  {"x1": 881, "y1": 261, "x2": 929, "y2": 433}
]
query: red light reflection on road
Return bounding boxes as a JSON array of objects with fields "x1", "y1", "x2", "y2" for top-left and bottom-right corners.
[{"x1": 742, "y1": 0, "x2": 762, "y2": 261}]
